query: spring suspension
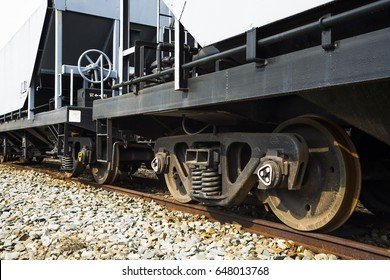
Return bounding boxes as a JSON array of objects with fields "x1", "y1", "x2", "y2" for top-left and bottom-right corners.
[
  {"x1": 191, "y1": 168, "x2": 203, "y2": 194},
  {"x1": 186, "y1": 147, "x2": 222, "y2": 197},
  {"x1": 191, "y1": 167, "x2": 222, "y2": 196},
  {"x1": 201, "y1": 167, "x2": 222, "y2": 196},
  {"x1": 61, "y1": 156, "x2": 73, "y2": 171}
]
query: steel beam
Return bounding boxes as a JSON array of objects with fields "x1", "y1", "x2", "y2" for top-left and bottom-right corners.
[
  {"x1": 54, "y1": 9, "x2": 63, "y2": 109},
  {"x1": 113, "y1": 19, "x2": 120, "y2": 96},
  {"x1": 28, "y1": 85, "x2": 35, "y2": 121},
  {"x1": 174, "y1": 18, "x2": 186, "y2": 91},
  {"x1": 0, "y1": 107, "x2": 94, "y2": 132},
  {"x1": 94, "y1": 28, "x2": 390, "y2": 120}
]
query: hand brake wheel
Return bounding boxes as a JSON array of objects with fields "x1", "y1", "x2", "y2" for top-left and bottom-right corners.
[{"x1": 77, "y1": 49, "x2": 112, "y2": 84}]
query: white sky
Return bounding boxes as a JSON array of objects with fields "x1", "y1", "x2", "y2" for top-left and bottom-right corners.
[{"x1": 0, "y1": 0, "x2": 44, "y2": 50}]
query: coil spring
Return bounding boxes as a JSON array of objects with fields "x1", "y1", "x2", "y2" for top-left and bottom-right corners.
[
  {"x1": 61, "y1": 156, "x2": 73, "y2": 171},
  {"x1": 191, "y1": 168, "x2": 203, "y2": 194},
  {"x1": 201, "y1": 168, "x2": 222, "y2": 196}
]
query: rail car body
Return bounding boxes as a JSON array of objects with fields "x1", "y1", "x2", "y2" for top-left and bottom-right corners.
[{"x1": 1, "y1": 0, "x2": 390, "y2": 232}]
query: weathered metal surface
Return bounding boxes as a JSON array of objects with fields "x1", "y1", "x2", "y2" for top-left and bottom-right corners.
[
  {"x1": 268, "y1": 116, "x2": 361, "y2": 232},
  {"x1": 0, "y1": 107, "x2": 94, "y2": 132},
  {"x1": 94, "y1": 28, "x2": 390, "y2": 143},
  {"x1": 154, "y1": 132, "x2": 307, "y2": 206}
]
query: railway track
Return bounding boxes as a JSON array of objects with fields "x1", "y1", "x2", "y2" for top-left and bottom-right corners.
[{"x1": 5, "y1": 161, "x2": 390, "y2": 260}]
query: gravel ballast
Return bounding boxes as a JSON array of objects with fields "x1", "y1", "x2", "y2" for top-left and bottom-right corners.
[{"x1": 0, "y1": 164, "x2": 339, "y2": 260}]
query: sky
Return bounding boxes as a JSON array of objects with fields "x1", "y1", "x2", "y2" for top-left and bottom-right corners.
[{"x1": 0, "y1": 0, "x2": 44, "y2": 50}]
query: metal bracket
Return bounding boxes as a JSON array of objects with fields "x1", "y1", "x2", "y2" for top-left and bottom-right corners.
[
  {"x1": 151, "y1": 151, "x2": 169, "y2": 174},
  {"x1": 319, "y1": 14, "x2": 336, "y2": 51},
  {"x1": 246, "y1": 28, "x2": 267, "y2": 67},
  {"x1": 256, "y1": 150, "x2": 285, "y2": 190},
  {"x1": 256, "y1": 147, "x2": 307, "y2": 191},
  {"x1": 175, "y1": 18, "x2": 188, "y2": 91},
  {"x1": 185, "y1": 148, "x2": 220, "y2": 169}
]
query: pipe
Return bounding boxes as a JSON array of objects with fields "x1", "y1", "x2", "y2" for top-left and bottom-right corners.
[
  {"x1": 111, "y1": 141, "x2": 125, "y2": 171},
  {"x1": 70, "y1": 68, "x2": 74, "y2": 106},
  {"x1": 157, "y1": 42, "x2": 175, "y2": 72},
  {"x1": 112, "y1": 68, "x2": 174, "y2": 89},
  {"x1": 112, "y1": 0, "x2": 390, "y2": 89},
  {"x1": 182, "y1": 45, "x2": 245, "y2": 69},
  {"x1": 182, "y1": 0, "x2": 390, "y2": 69}
]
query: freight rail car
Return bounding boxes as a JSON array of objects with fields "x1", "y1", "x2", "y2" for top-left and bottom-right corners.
[
  {"x1": 1, "y1": 0, "x2": 390, "y2": 232},
  {"x1": 0, "y1": 0, "x2": 122, "y2": 168}
]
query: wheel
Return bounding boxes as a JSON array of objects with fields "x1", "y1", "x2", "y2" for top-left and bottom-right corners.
[
  {"x1": 164, "y1": 143, "x2": 193, "y2": 203},
  {"x1": 90, "y1": 161, "x2": 119, "y2": 185},
  {"x1": 90, "y1": 145, "x2": 119, "y2": 185},
  {"x1": 360, "y1": 181, "x2": 390, "y2": 219},
  {"x1": 77, "y1": 49, "x2": 112, "y2": 84},
  {"x1": 267, "y1": 115, "x2": 361, "y2": 232}
]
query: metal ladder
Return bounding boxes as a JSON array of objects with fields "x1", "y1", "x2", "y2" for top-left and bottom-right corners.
[
  {"x1": 157, "y1": 0, "x2": 174, "y2": 44},
  {"x1": 96, "y1": 118, "x2": 113, "y2": 163}
]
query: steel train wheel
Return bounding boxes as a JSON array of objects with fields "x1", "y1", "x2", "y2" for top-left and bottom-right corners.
[
  {"x1": 267, "y1": 116, "x2": 361, "y2": 232},
  {"x1": 164, "y1": 146, "x2": 193, "y2": 203},
  {"x1": 90, "y1": 146, "x2": 119, "y2": 185}
]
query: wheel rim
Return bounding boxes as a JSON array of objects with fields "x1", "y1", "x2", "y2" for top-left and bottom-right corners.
[
  {"x1": 90, "y1": 145, "x2": 119, "y2": 185},
  {"x1": 164, "y1": 154, "x2": 192, "y2": 203},
  {"x1": 267, "y1": 116, "x2": 361, "y2": 232},
  {"x1": 91, "y1": 161, "x2": 119, "y2": 185}
]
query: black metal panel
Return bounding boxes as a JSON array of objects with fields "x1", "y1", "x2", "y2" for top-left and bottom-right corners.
[
  {"x1": 301, "y1": 80, "x2": 390, "y2": 145},
  {"x1": 94, "y1": 28, "x2": 390, "y2": 119},
  {"x1": 0, "y1": 107, "x2": 94, "y2": 132},
  {"x1": 40, "y1": 11, "x2": 114, "y2": 70}
]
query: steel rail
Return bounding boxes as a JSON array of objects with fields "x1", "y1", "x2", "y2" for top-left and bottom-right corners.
[{"x1": 183, "y1": 0, "x2": 390, "y2": 69}]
